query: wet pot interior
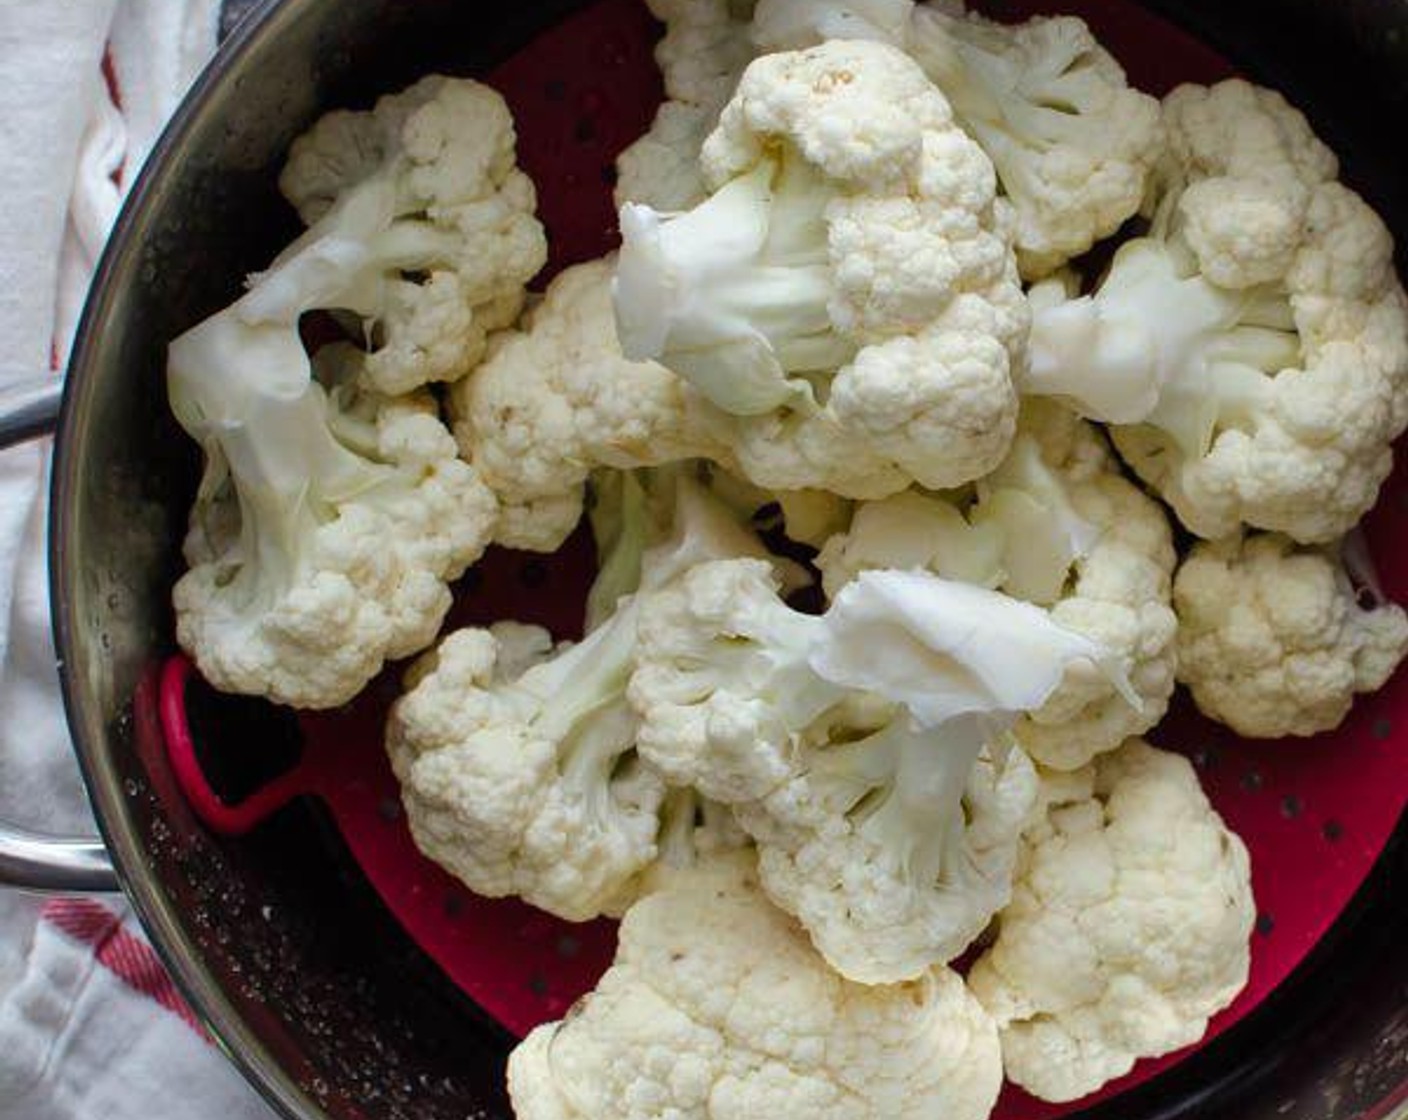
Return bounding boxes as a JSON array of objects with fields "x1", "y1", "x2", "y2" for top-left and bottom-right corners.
[{"x1": 53, "y1": 1, "x2": 1407, "y2": 1119}]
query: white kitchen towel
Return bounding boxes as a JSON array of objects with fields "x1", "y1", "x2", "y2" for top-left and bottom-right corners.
[{"x1": 0, "y1": 1, "x2": 274, "y2": 1116}]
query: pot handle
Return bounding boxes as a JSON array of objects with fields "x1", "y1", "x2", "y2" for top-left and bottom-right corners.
[
  {"x1": 0, "y1": 378, "x2": 65, "y2": 447},
  {"x1": 0, "y1": 377, "x2": 120, "y2": 893},
  {"x1": 0, "y1": 827, "x2": 120, "y2": 894}
]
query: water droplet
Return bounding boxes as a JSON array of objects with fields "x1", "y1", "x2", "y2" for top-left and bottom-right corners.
[
  {"x1": 1372, "y1": 718, "x2": 1392, "y2": 741},
  {"x1": 1280, "y1": 794, "x2": 1303, "y2": 819}
]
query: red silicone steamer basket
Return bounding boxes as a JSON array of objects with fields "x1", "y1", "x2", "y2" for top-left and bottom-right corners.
[{"x1": 150, "y1": 1, "x2": 1408, "y2": 1117}]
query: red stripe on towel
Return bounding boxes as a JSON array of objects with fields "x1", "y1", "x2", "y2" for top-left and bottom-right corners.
[
  {"x1": 101, "y1": 45, "x2": 125, "y2": 187},
  {"x1": 41, "y1": 899, "x2": 208, "y2": 1038}
]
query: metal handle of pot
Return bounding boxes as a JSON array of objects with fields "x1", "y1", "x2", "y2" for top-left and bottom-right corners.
[{"x1": 0, "y1": 378, "x2": 119, "y2": 893}]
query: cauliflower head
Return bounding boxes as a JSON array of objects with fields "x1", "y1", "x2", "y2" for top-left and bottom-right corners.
[
  {"x1": 614, "y1": 0, "x2": 758, "y2": 211},
  {"x1": 278, "y1": 75, "x2": 547, "y2": 394},
  {"x1": 628, "y1": 558, "x2": 830, "y2": 805},
  {"x1": 585, "y1": 464, "x2": 808, "y2": 634},
  {"x1": 507, "y1": 852, "x2": 1003, "y2": 1120},
  {"x1": 1026, "y1": 79, "x2": 1408, "y2": 543},
  {"x1": 615, "y1": 38, "x2": 1025, "y2": 495},
  {"x1": 386, "y1": 606, "x2": 667, "y2": 922},
  {"x1": 1174, "y1": 532, "x2": 1408, "y2": 738},
  {"x1": 451, "y1": 258, "x2": 716, "y2": 551},
  {"x1": 742, "y1": 723, "x2": 1039, "y2": 986},
  {"x1": 818, "y1": 403, "x2": 1177, "y2": 770},
  {"x1": 969, "y1": 740, "x2": 1254, "y2": 1102},
  {"x1": 751, "y1": 0, "x2": 1163, "y2": 277},
  {"x1": 452, "y1": 257, "x2": 909, "y2": 553},
  {"x1": 169, "y1": 248, "x2": 497, "y2": 710},
  {"x1": 1159, "y1": 79, "x2": 1338, "y2": 289},
  {"x1": 629, "y1": 557, "x2": 1128, "y2": 981}
]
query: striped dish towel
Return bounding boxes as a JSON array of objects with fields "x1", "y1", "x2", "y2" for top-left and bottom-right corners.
[{"x1": 0, "y1": 1, "x2": 273, "y2": 1116}]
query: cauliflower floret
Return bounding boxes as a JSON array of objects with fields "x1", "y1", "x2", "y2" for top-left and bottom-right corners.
[
  {"x1": 484, "y1": 620, "x2": 559, "y2": 681},
  {"x1": 818, "y1": 403, "x2": 1176, "y2": 770},
  {"x1": 752, "y1": 0, "x2": 1162, "y2": 277},
  {"x1": 507, "y1": 852, "x2": 1003, "y2": 1120},
  {"x1": 454, "y1": 257, "x2": 915, "y2": 554},
  {"x1": 686, "y1": 463, "x2": 854, "y2": 550},
  {"x1": 628, "y1": 557, "x2": 1128, "y2": 981},
  {"x1": 1161, "y1": 80, "x2": 1338, "y2": 289},
  {"x1": 743, "y1": 724, "x2": 1039, "y2": 986},
  {"x1": 615, "y1": 38, "x2": 1025, "y2": 495},
  {"x1": 1025, "y1": 79, "x2": 1408, "y2": 543},
  {"x1": 169, "y1": 249, "x2": 497, "y2": 709},
  {"x1": 584, "y1": 464, "x2": 807, "y2": 633},
  {"x1": 614, "y1": 0, "x2": 758, "y2": 211},
  {"x1": 386, "y1": 608, "x2": 666, "y2": 922},
  {"x1": 451, "y1": 259, "x2": 715, "y2": 551},
  {"x1": 278, "y1": 76, "x2": 547, "y2": 395},
  {"x1": 1174, "y1": 532, "x2": 1408, "y2": 738},
  {"x1": 386, "y1": 465, "x2": 804, "y2": 919},
  {"x1": 628, "y1": 559, "x2": 826, "y2": 804},
  {"x1": 969, "y1": 740, "x2": 1254, "y2": 1102}
]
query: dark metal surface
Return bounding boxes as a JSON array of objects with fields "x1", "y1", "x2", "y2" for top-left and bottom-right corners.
[
  {"x1": 0, "y1": 823, "x2": 118, "y2": 893},
  {"x1": 0, "y1": 379, "x2": 64, "y2": 449},
  {"x1": 54, "y1": 2, "x2": 581, "y2": 1117},
  {"x1": 47, "y1": 1, "x2": 1408, "y2": 1119},
  {"x1": 219, "y1": 0, "x2": 267, "y2": 38},
  {"x1": 0, "y1": 379, "x2": 117, "y2": 892}
]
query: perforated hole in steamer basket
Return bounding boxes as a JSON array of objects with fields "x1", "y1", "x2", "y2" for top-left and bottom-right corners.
[{"x1": 156, "y1": 1, "x2": 1408, "y2": 1117}]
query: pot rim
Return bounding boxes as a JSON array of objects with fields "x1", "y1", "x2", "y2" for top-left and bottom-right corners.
[{"x1": 51, "y1": 1, "x2": 317, "y2": 1116}]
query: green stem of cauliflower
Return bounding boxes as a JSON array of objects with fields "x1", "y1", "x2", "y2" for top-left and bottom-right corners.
[{"x1": 615, "y1": 150, "x2": 854, "y2": 415}]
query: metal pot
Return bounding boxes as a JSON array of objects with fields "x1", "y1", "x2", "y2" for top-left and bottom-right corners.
[{"x1": 0, "y1": 0, "x2": 1403, "y2": 1118}]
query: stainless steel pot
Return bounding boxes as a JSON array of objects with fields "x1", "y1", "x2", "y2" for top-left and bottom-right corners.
[{"x1": 0, "y1": 0, "x2": 1404, "y2": 1118}]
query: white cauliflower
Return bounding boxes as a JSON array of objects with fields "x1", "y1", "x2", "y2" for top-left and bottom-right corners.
[
  {"x1": 969, "y1": 740, "x2": 1254, "y2": 1103},
  {"x1": 743, "y1": 724, "x2": 1039, "y2": 987},
  {"x1": 615, "y1": 38, "x2": 1026, "y2": 495},
  {"x1": 1174, "y1": 532, "x2": 1408, "y2": 738},
  {"x1": 817, "y1": 403, "x2": 1178, "y2": 770},
  {"x1": 386, "y1": 606, "x2": 663, "y2": 922},
  {"x1": 627, "y1": 558, "x2": 828, "y2": 805},
  {"x1": 584, "y1": 464, "x2": 807, "y2": 632},
  {"x1": 1024, "y1": 79, "x2": 1408, "y2": 543},
  {"x1": 628, "y1": 557, "x2": 1129, "y2": 981},
  {"x1": 451, "y1": 258, "x2": 713, "y2": 551},
  {"x1": 751, "y1": 0, "x2": 1163, "y2": 277},
  {"x1": 277, "y1": 75, "x2": 546, "y2": 395},
  {"x1": 452, "y1": 257, "x2": 897, "y2": 553},
  {"x1": 385, "y1": 465, "x2": 795, "y2": 920},
  {"x1": 614, "y1": 0, "x2": 758, "y2": 211},
  {"x1": 169, "y1": 230, "x2": 497, "y2": 710},
  {"x1": 508, "y1": 852, "x2": 1003, "y2": 1120},
  {"x1": 1159, "y1": 80, "x2": 1339, "y2": 289}
]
